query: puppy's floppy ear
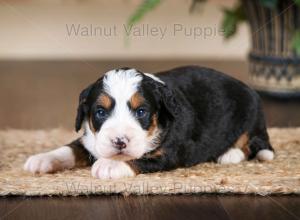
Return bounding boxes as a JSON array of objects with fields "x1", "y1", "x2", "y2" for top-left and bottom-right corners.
[
  {"x1": 75, "y1": 83, "x2": 94, "y2": 132},
  {"x1": 158, "y1": 85, "x2": 181, "y2": 118},
  {"x1": 143, "y1": 76, "x2": 181, "y2": 119}
]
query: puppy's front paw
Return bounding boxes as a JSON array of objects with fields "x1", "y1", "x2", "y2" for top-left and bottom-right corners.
[
  {"x1": 24, "y1": 153, "x2": 61, "y2": 174},
  {"x1": 91, "y1": 158, "x2": 136, "y2": 180}
]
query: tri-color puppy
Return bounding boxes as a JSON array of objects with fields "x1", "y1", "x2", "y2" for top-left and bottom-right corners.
[{"x1": 24, "y1": 66, "x2": 274, "y2": 179}]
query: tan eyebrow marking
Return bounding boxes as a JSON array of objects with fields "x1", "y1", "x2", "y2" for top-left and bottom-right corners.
[
  {"x1": 130, "y1": 92, "x2": 144, "y2": 109},
  {"x1": 97, "y1": 93, "x2": 112, "y2": 109}
]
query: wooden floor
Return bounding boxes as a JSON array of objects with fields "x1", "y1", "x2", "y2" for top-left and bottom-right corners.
[
  {"x1": 0, "y1": 60, "x2": 300, "y2": 220},
  {"x1": 1, "y1": 195, "x2": 300, "y2": 220}
]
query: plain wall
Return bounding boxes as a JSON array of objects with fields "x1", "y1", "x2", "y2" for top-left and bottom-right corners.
[{"x1": 0, "y1": 0, "x2": 250, "y2": 60}]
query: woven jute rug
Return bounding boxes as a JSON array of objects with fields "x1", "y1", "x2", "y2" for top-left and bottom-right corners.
[{"x1": 0, "y1": 128, "x2": 299, "y2": 196}]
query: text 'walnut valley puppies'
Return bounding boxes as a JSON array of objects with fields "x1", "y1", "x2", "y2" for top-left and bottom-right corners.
[{"x1": 24, "y1": 66, "x2": 274, "y2": 179}]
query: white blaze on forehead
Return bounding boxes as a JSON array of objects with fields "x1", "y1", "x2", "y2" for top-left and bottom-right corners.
[
  {"x1": 103, "y1": 69, "x2": 143, "y2": 101},
  {"x1": 101, "y1": 68, "x2": 144, "y2": 138}
]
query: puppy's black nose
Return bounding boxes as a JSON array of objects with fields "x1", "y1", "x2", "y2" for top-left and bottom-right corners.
[{"x1": 112, "y1": 137, "x2": 128, "y2": 150}]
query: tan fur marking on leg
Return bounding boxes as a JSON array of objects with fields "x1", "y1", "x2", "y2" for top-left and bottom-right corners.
[
  {"x1": 126, "y1": 161, "x2": 140, "y2": 175},
  {"x1": 234, "y1": 132, "x2": 250, "y2": 157},
  {"x1": 68, "y1": 139, "x2": 92, "y2": 167},
  {"x1": 143, "y1": 148, "x2": 164, "y2": 159},
  {"x1": 149, "y1": 148, "x2": 163, "y2": 157},
  {"x1": 126, "y1": 148, "x2": 164, "y2": 175}
]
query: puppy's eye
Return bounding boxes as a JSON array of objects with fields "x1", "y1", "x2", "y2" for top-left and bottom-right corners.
[
  {"x1": 95, "y1": 108, "x2": 107, "y2": 119},
  {"x1": 136, "y1": 108, "x2": 147, "y2": 118}
]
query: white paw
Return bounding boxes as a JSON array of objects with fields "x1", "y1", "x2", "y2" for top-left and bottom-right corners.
[
  {"x1": 24, "y1": 146, "x2": 75, "y2": 174},
  {"x1": 256, "y1": 149, "x2": 274, "y2": 161},
  {"x1": 24, "y1": 153, "x2": 61, "y2": 174},
  {"x1": 217, "y1": 148, "x2": 245, "y2": 164},
  {"x1": 91, "y1": 158, "x2": 136, "y2": 180}
]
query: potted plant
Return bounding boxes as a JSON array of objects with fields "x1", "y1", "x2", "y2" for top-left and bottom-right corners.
[{"x1": 127, "y1": 0, "x2": 300, "y2": 98}]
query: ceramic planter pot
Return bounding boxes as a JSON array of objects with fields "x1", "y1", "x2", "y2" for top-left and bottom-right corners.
[{"x1": 242, "y1": 0, "x2": 300, "y2": 97}]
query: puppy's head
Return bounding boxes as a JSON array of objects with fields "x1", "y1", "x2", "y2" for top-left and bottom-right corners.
[{"x1": 76, "y1": 68, "x2": 177, "y2": 161}]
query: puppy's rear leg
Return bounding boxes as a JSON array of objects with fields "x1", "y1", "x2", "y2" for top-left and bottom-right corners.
[
  {"x1": 217, "y1": 133, "x2": 249, "y2": 164},
  {"x1": 249, "y1": 110, "x2": 274, "y2": 162},
  {"x1": 24, "y1": 139, "x2": 92, "y2": 174},
  {"x1": 250, "y1": 135, "x2": 274, "y2": 161}
]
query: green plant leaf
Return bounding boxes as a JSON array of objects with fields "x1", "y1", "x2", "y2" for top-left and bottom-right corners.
[
  {"x1": 189, "y1": 0, "x2": 206, "y2": 13},
  {"x1": 259, "y1": 0, "x2": 278, "y2": 9},
  {"x1": 221, "y1": 4, "x2": 246, "y2": 39},
  {"x1": 127, "y1": 0, "x2": 162, "y2": 28},
  {"x1": 222, "y1": 10, "x2": 237, "y2": 38},
  {"x1": 293, "y1": 0, "x2": 300, "y2": 6},
  {"x1": 125, "y1": 0, "x2": 161, "y2": 45},
  {"x1": 292, "y1": 30, "x2": 300, "y2": 55}
]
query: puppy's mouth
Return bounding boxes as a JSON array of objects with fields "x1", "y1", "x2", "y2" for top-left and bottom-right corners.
[
  {"x1": 105, "y1": 150, "x2": 134, "y2": 161},
  {"x1": 109, "y1": 152, "x2": 135, "y2": 161}
]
